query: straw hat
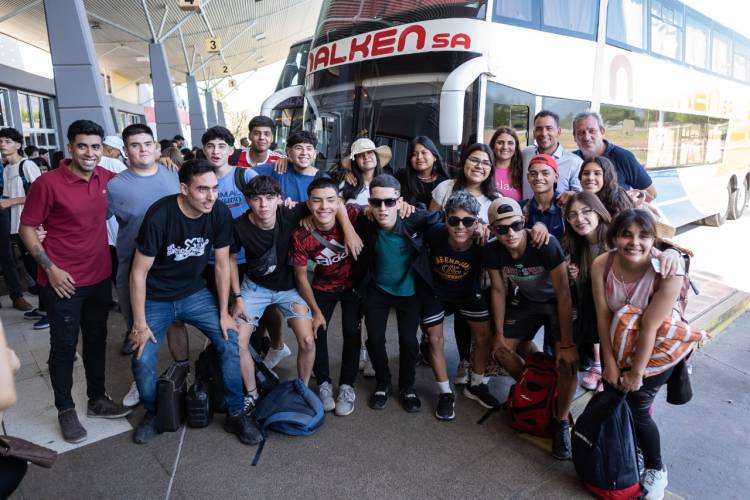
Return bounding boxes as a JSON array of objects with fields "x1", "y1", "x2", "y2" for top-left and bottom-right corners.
[{"x1": 341, "y1": 138, "x2": 392, "y2": 169}]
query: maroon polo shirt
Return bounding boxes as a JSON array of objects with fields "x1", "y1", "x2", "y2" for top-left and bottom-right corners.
[{"x1": 20, "y1": 159, "x2": 116, "y2": 287}]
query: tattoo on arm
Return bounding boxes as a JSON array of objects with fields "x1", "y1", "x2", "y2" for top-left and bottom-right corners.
[{"x1": 31, "y1": 244, "x2": 53, "y2": 270}]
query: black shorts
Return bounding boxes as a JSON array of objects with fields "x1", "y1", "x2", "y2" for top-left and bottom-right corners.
[
  {"x1": 420, "y1": 291, "x2": 490, "y2": 329},
  {"x1": 503, "y1": 300, "x2": 560, "y2": 342}
]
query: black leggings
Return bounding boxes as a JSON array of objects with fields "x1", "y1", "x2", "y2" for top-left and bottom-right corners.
[
  {"x1": 626, "y1": 367, "x2": 673, "y2": 470},
  {"x1": 312, "y1": 289, "x2": 361, "y2": 386}
]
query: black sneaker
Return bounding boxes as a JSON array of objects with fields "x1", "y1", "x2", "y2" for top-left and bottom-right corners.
[
  {"x1": 551, "y1": 418, "x2": 572, "y2": 460},
  {"x1": 368, "y1": 384, "x2": 392, "y2": 410},
  {"x1": 463, "y1": 383, "x2": 501, "y2": 409},
  {"x1": 87, "y1": 395, "x2": 133, "y2": 419},
  {"x1": 58, "y1": 408, "x2": 87, "y2": 443},
  {"x1": 224, "y1": 413, "x2": 262, "y2": 445},
  {"x1": 435, "y1": 392, "x2": 456, "y2": 421},
  {"x1": 120, "y1": 334, "x2": 135, "y2": 356},
  {"x1": 134, "y1": 412, "x2": 160, "y2": 444},
  {"x1": 23, "y1": 308, "x2": 45, "y2": 319},
  {"x1": 399, "y1": 388, "x2": 422, "y2": 413}
]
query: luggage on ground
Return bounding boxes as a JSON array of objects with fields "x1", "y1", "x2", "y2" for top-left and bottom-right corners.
[
  {"x1": 156, "y1": 362, "x2": 189, "y2": 432},
  {"x1": 186, "y1": 380, "x2": 212, "y2": 428},
  {"x1": 506, "y1": 352, "x2": 558, "y2": 437}
]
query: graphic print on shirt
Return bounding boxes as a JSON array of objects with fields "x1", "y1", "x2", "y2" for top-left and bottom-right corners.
[
  {"x1": 433, "y1": 255, "x2": 472, "y2": 282},
  {"x1": 167, "y1": 237, "x2": 210, "y2": 261},
  {"x1": 504, "y1": 263, "x2": 545, "y2": 282},
  {"x1": 315, "y1": 240, "x2": 348, "y2": 266}
]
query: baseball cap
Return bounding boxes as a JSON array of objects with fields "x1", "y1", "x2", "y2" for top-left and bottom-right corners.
[
  {"x1": 488, "y1": 197, "x2": 523, "y2": 225},
  {"x1": 528, "y1": 153, "x2": 558, "y2": 174},
  {"x1": 103, "y1": 136, "x2": 127, "y2": 159}
]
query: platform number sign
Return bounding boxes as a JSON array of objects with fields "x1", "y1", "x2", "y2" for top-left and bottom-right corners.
[
  {"x1": 205, "y1": 37, "x2": 221, "y2": 53},
  {"x1": 178, "y1": 0, "x2": 202, "y2": 13},
  {"x1": 228, "y1": 79, "x2": 237, "y2": 88},
  {"x1": 221, "y1": 64, "x2": 230, "y2": 75}
]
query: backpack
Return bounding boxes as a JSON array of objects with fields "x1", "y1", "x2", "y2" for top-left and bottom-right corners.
[
  {"x1": 19, "y1": 160, "x2": 33, "y2": 193},
  {"x1": 506, "y1": 352, "x2": 558, "y2": 437},
  {"x1": 251, "y1": 379, "x2": 325, "y2": 466},
  {"x1": 195, "y1": 344, "x2": 226, "y2": 414},
  {"x1": 572, "y1": 387, "x2": 642, "y2": 499},
  {"x1": 186, "y1": 380, "x2": 212, "y2": 428},
  {"x1": 234, "y1": 166, "x2": 250, "y2": 194}
]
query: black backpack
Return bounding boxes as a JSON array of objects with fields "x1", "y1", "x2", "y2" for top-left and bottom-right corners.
[{"x1": 572, "y1": 386, "x2": 642, "y2": 499}]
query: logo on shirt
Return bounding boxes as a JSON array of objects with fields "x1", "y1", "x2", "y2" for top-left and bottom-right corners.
[
  {"x1": 167, "y1": 238, "x2": 210, "y2": 261},
  {"x1": 314, "y1": 241, "x2": 348, "y2": 266},
  {"x1": 504, "y1": 265, "x2": 544, "y2": 281}
]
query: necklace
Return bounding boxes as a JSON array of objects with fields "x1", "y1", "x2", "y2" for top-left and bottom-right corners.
[{"x1": 417, "y1": 173, "x2": 435, "y2": 181}]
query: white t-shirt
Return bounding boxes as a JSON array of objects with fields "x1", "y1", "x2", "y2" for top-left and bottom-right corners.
[
  {"x1": 431, "y1": 179, "x2": 493, "y2": 223},
  {"x1": 99, "y1": 156, "x2": 128, "y2": 245},
  {"x1": 2, "y1": 158, "x2": 41, "y2": 234}
]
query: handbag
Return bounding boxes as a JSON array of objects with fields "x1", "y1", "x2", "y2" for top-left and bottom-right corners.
[
  {"x1": 245, "y1": 224, "x2": 280, "y2": 279},
  {"x1": 0, "y1": 436, "x2": 58, "y2": 468}
]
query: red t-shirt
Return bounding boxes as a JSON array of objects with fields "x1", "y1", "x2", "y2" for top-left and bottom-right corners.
[
  {"x1": 288, "y1": 205, "x2": 360, "y2": 293},
  {"x1": 236, "y1": 149, "x2": 285, "y2": 168},
  {"x1": 20, "y1": 160, "x2": 116, "y2": 287}
]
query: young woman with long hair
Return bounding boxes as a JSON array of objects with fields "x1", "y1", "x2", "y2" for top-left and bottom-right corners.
[
  {"x1": 340, "y1": 138, "x2": 391, "y2": 205},
  {"x1": 579, "y1": 156, "x2": 634, "y2": 216},
  {"x1": 397, "y1": 136, "x2": 449, "y2": 207},
  {"x1": 489, "y1": 127, "x2": 523, "y2": 201}
]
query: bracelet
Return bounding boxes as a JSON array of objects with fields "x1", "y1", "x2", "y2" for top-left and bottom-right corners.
[{"x1": 232, "y1": 292, "x2": 242, "y2": 298}]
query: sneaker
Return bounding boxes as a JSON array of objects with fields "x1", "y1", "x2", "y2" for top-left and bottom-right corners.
[
  {"x1": 120, "y1": 334, "x2": 135, "y2": 356},
  {"x1": 263, "y1": 343, "x2": 291, "y2": 369},
  {"x1": 12, "y1": 296, "x2": 33, "y2": 311},
  {"x1": 581, "y1": 366, "x2": 602, "y2": 390},
  {"x1": 335, "y1": 384, "x2": 356, "y2": 416},
  {"x1": 435, "y1": 392, "x2": 456, "y2": 421},
  {"x1": 33, "y1": 317, "x2": 49, "y2": 330},
  {"x1": 318, "y1": 381, "x2": 335, "y2": 412},
  {"x1": 362, "y1": 358, "x2": 376, "y2": 378},
  {"x1": 399, "y1": 388, "x2": 422, "y2": 413},
  {"x1": 122, "y1": 382, "x2": 140, "y2": 407},
  {"x1": 87, "y1": 395, "x2": 133, "y2": 419},
  {"x1": 133, "y1": 412, "x2": 160, "y2": 444},
  {"x1": 551, "y1": 418, "x2": 572, "y2": 460},
  {"x1": 243, "y1": 395, "x2": 257, "y2": 415},
  {"x1": 368, "y1": 384, "x2": 391, "y2": 410},
  {"x1": 464, "y1": 383, "x2": 501, "y2": 409},
  {"x1": 358, "y1": 347, "x2": 368, "y2": 371},
  {"x1": 23, "y1": 308, "x2": 45, "y2": 319},
  {"x1": 224, "y1": 412, "x2": 262, "y2": 445},
  {"x1": 642, "y1": 467, "x2": 668, "y2": 500},
  {"x1": 58, "y1": 408, "x2": 87, "y2": 443},
  {"x1": 454, "y1": 359, "x2": 469, "y2": 385}
]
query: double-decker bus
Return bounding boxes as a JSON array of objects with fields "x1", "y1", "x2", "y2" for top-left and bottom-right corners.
[{"x1": 262, "y1": 0, "x2": 750, "y2": 227}]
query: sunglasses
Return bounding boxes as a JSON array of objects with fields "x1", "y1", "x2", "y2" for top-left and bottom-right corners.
[
  {"x1": 492, "y1": 220, "x2": 525, "y2": 235},
  {"x1": 447, "y1": 216, "x2": 478, "y2": 228},
  {"x1": 368, "y1": 197, "x2": 398, "y2": 208}
]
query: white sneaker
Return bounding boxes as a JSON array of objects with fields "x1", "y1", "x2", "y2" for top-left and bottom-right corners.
[
  {"x1": 363, "y1": 358, "x2": 376, "y2": 378},
  {"x1": 642, "y1": 467, "x2": 668, "y2": 500},
  {"x1": 358, "y1": 347, "x2": 369, "y2": 371},
  {"x1": 335, "y1": 384, "x2": 356, "y2": 416},
  {"x1": 263, "y1": 343, "x2": 291, "y2": 369},
  {"x1": 123, "y1": 381, "x2": 140, "y2": 407},
  {"x1": 318, "y1": 381, "x2": 335, "y2": 412}
]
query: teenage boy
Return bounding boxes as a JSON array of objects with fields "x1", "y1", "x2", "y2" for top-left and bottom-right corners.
[
  {"x1": 484, "y1": 196, "x2": 578, "y2": 460},
  {"x1": 356, "y1": 174, "x2": 442, "y2": 412},
  {"x1": 20, "y1": 120, "x2": 131, "y2": 443},
  {"x1": 235, "y1": 115, "x2": 285, "y2": 168},
  {"x1": 0, "y1": 127, "x2": 38, "y2": 312},
  {"x1": 129, "y1": 160, "x2": 259, "y2": 445},
  {"x1": 230, "y1": 176, "x2": 362, "y2": 385},
  {"x1": 254, "y1": 131, "x2": 323, "y2": 202},
  {"x1": 522, "y1": 153, "x2": 565, "y2": 246},
  {"x1": 108, "y1": 123, "x2": 188, "y2": 407},
  {"x1": 420, "y1": 191, "x2": 499, "y2": 420},
  {"x1": 289, "y1": 177, "x2": 362, "y2": 415}
]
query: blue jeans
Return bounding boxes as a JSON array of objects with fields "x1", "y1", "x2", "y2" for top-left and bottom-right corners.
[{"x1": 132, "y1": 288, "x2": 243, "y2": 415}]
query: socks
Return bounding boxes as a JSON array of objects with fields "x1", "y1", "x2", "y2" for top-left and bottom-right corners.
[
  {"x1": 592, "y1": 362, "x2": 602, "y2": 373},
  {"x1": 470, "y1": 372, "x2": 485, "y2": 386},
  {"x1": 436, "y1": 380, "x2": 451, "y2": 394}
]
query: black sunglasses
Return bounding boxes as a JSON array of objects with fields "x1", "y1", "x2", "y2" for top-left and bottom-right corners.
[
  {"x1": 492, "y1": 220, "x2": 525, "y2": 235},
  {"x1": 447, "y1": 216, "x2": 478, "y2": 228},
  {"x1": 368, "y1": 197, "x2": 398, "y2": 208}
]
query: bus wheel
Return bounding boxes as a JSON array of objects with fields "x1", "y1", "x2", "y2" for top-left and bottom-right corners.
[{"x1": 727, "y1": 176, "x2": 747, "y2": 220}]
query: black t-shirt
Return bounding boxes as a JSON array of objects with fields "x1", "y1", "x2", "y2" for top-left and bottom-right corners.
[
  {"x1": 426, "y1": 226, "x2": 483, "y2": 301},
  {"x1": 483, "y1": 232, "x2": 566, "y2": 303},
  {"x1": 395, "y1": 169, "x2": 445, "y2": 207},
  {"x1": 137, "y1": 195, "x2": 233, "y2": 301},
  {"x1": 232, "y1": 204, "x2": 307, "y2": 291}
]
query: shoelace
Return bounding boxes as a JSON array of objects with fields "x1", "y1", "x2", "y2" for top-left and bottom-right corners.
[{"x1": 340, "y1": 387, "x2": 355, "y2": 402}]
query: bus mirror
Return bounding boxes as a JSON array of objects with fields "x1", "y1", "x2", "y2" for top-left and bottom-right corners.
[
  {"x1": 439, "y1": 56, "x2": 491, "y2": 146},
  {"x1": 261, "y1": 85, "x2": 305, "y2": 117}
]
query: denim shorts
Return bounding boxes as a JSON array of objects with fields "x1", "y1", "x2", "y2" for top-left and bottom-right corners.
[{"x1": 240, "y1": 277, "x2": 312, "y2": 327}]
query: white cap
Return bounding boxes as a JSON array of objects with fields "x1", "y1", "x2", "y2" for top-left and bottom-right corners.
[{"x1": 103, "y1": 136, "x2": 127, "y2": 159}]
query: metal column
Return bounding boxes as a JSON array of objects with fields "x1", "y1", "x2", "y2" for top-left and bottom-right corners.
[
  {"x1": 186, "y1": 74, "x2": 206, "y2": 147},
  {"x1": 149, "y1": 42, "x2": 182, "y2": 140},
  {"x1": 43, "y1": 0, "x2": 116, "y2": 138},
  {"x1": 205, "y1": 89, "x2": 218, "y2": 128},
  {"x1": 216, "y1": 100, "x2": 226, "y2": 127}
]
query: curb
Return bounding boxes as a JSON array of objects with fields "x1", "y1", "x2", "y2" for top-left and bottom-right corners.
[{"x1": 690, "y1": 290, "x2": 750, "y2": 342}]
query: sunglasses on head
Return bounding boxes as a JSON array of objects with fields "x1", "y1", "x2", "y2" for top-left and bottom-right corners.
[
  {"x1": 447, "y1": 216, "x2": 478, "y2": 228},
  {"x1": 492, "y1": 219, "x2": 525, "y2": 235},
  {"x1": 368, "y1": 197, "x2": 398, "y2": 208}
]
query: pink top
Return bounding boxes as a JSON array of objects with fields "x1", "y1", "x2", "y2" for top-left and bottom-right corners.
[
  {"x1": 495, "y1": 167, "x2": 521, "y2": 201},
  {"x1": 604, "y1": 249, "x2": 659, "y2": 312}
]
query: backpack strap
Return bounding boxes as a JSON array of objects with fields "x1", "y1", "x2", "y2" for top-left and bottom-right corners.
[
  {"x1": 19, "y1": 160, "x2": 33, "y2": 193},
  {"x1": 602, "y1": 250, "x2": 616, "y2": 290},
  {"x1": 234, "y1": 167, "x2": 249, "y2": 194},
  {"x1": 310, "y1": 228, "x2": 346, "y2": 254},
  {"x1": 251, "y1": 432, "x2": 267, "y2": 466}
]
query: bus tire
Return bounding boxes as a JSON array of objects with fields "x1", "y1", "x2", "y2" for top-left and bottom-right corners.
[{"x1": 727, "y1": 176, "x2": 746, "y2": 220}]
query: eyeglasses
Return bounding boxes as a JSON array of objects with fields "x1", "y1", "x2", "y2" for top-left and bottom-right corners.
[
  {"x1": 492, "y1": 220, "x2": 525, "y2": 235},
  {"x1": 565, "y1": 208, "x2": 595, "y2": 222},
  {"x1": 466, "y1": 156, "x2": 492, "y2": 168},
  {"x1": 447, "y1": 216, "x2": 478, "y2": 228},
  {"x1": 368, "y1": 197, "x2": 398, "y2": 208}
]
